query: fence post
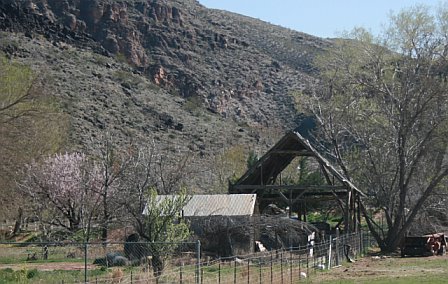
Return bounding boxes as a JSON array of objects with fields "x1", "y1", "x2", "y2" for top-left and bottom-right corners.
[
  {"x1": 247, "y1": 258, "x2": 250, "y2": 284},
  {"x1": 84, "y1": 242, "x2": 88, "y2": 284},
  {"x1": 280, "y1": 251, "x2": 283, "y2": 284},
  {"x1": 335, "y1": 228, "x2": 340, "y2": 266},
  {"x1": 306, "y1": 250, "x2": 309, "y2": 277},
  {"x1": 180, "y1": 263, "x2": 183, "y2": 284},
  {"x1": 368, "y1": 231, "x2": 371, "y2": 249},
  {"x1": 196, "y1": 240, "x2": 201, "y2": 284},
  {"x1": 289, "y1": 249, "x2": 292, "y2": 283},
  {"x1": 218, "y1": 259, "x2": 221, "y2": 284},
  {"x1": 234, "y1": 259, "x2": 237, "y2": 284},
  {"x1": 259, "y1": 257, "x2": 262, "y2": 284},
  {"x1": 328, "y1": 235, "x2": 332, "y2": 270},
  {"x1": 360, "y1": 231, "x2": 364, "y2": 255},
  {"x1": 270, "y1": 251, "x2": 273, "y2": 284}
]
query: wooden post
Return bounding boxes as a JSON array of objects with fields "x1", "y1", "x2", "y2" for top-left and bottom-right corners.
[
  {"x1": 179, "y1": 265, "x2": 182, "y2": 284},
  {"x1": 352, "y1": 190, "x2": 356, "y2": 232},
  {"x1": 196, "y1": 240, "x2": 201, "y2": 284},
  {"x1": 247, "y1": 258, "x2": 250, "y2": 284},
  {"x1": 357, "y1": 195, "x2": 362, "y2": 232},
  {"x1": 303, "y1": 199, "x2": 307, "y2": 222},
  {"x1": 234, "y1": 259, "x2": 237, "y2": 284},
  {"x1": 335, "y1": 228, "x2": 340, "y2": 266},
  {"x1": 328, "y1": 235, "x2": 332, "y2": 270},
  {"x1": 280, "y1": 251, "x2": 283, "y2": 284},
  {"x1": 288, "y1": 189, "x2": 292, "y2": 218},
  {"x1": 345, "y1": 191, "x2": 352, "y2": 233}
]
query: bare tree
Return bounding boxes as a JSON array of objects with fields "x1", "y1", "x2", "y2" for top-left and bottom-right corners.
[
  {"x1": 299, "y1": 4, "x2": 448, "y2": 251},
  {"x1": 116, "y1": 143, "x2": 194, "y2": 277},
  {"x1": 118, "y1": 142, "x2": 195, "y2": 225},
  {"x1": 89, "y1": 134, "x2": 133, "y2": 243}
]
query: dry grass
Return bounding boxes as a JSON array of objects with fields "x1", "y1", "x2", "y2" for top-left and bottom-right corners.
[{"x1": 309, "y1": 253, "x2": 448, "y2": 283}]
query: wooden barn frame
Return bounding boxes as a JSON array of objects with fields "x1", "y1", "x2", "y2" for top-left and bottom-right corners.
[{"x1": 229, "y1": 131, "x2": 366, "y2": 233}]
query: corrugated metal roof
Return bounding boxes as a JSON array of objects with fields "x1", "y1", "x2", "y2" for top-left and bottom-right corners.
[{"x1": 155, "y1": 194, "x2": 257, "y2": 217}]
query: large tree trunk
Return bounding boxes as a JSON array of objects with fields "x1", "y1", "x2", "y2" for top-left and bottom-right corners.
[
  {"x1": 12, "y1": 207, "x2": 23, "y2": 236},
  {"x1": 152, "y1": 254, "x2": 164, "y2": 278}
]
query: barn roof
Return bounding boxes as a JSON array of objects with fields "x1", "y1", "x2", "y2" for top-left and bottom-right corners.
[
  {"x1": 155, "y1": 194, "x2": 257, "y2": 217},
  {"x1": 230, "y1": 131, "x2": 365, "y2": 197}
]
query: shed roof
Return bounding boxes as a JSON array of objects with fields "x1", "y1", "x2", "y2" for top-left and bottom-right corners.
[{"x1": 155, "y1": 194, "x2": 257, "y2": 217}]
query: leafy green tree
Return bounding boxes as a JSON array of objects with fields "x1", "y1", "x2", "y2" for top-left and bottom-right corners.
[
  {"x1": 137, "y1": 188, "x2": 191, "y2": 277},
  {"x1": 299, "y1": 4, "x2": 448, "y2": 251},
  {"x1": 0, "y1": 54, "x2": 67, "y2": 221}
]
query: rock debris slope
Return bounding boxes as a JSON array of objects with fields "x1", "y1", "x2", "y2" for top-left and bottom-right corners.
[{"x1": 0, "y1": 0, "x2": 329, "y2": 191}]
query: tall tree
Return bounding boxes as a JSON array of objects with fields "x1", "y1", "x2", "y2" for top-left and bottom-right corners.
[
  {"x1": 117, "y1": 143, "x2": 194, "y2": 277},
  {"x1": 88, "y1": 134, "x2": 133, "y2": 244},
  {"x1": 299, "y1": 4, "x2": 448, "y2": 251},
  {"x1": 119, "y1": 142, "x2": 194, "y2": 224},
  {"x1": 0, "y1": 54, "x2": 67, "y2": 220}
]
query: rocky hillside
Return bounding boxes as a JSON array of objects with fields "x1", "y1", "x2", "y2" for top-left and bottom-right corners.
[{"x1": 0, "y1": 0, "x2": 329, "y2": 205}]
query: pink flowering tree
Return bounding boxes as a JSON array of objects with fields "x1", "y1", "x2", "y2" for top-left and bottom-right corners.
[{"x1": 19, "y1": 152, "x2": 102, "y2": 241}]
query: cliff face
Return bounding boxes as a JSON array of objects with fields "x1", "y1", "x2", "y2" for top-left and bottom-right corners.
[
  {"x1": 0, "y1": 0, "x2": 329, "y2": 129},
  {"x1": 0, "y1": 0, "x2": 331, "y2": 213}
]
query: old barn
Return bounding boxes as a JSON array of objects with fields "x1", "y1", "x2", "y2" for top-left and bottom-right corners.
[{"x1": 229, "y1": 131, "x2": 365, "y2": 233}]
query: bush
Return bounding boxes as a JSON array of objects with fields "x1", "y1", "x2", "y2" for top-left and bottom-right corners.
[{"x1": 26, "y1": 269, "x2": 39, "y2": 279}]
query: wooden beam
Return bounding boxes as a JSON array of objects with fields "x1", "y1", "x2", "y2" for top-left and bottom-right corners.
[
  {"x1": 291, "y1": 188, "x2": 309, "y2": 205},
  {"x1": 271, "y1": 150, "x2": 313, "y2": 156},
  {"x1": 232, "y1": 184, "x2": 348, "y2": 191},
  {"x1": 278, "y1": 192, "x2": 290, "y2": 204},
  {"x1": 320, "y1": 163, "x2": 333, "y2": 185},
  {"x1": 259, "y1": 190, "x2": 349, "y2": 199}
]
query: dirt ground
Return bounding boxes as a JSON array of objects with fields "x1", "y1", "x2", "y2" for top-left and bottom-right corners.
[
  {"x1": 2, "y1": 250, "x2": 448, "y2": 283},
  {"x1": 0, "y1": 262, "x2": 98, "y2": 272},
  {"x1": 309, "y1": 253, "x2": 448, "y2": 283}
]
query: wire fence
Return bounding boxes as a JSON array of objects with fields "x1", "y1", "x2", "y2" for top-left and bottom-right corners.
[{"x1": 0, "y1": 230, "x2": 376, "y2": 283}]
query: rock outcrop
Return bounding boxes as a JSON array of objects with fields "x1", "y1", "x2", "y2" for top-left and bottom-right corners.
[{"x1": 0, "y1": 0, "x2": 329, "y2": 128}]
